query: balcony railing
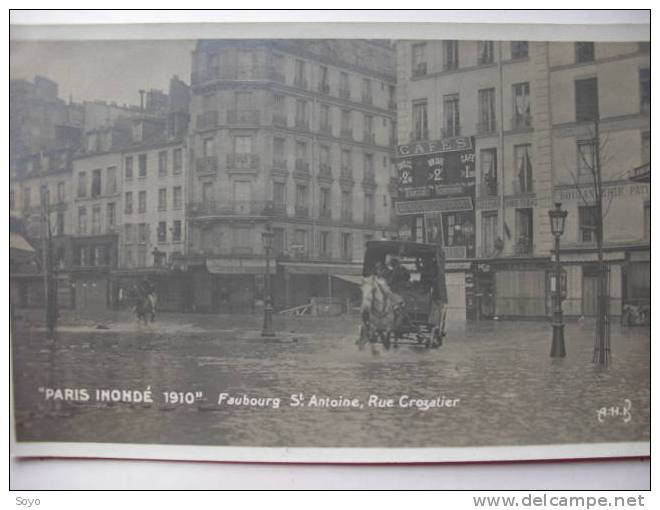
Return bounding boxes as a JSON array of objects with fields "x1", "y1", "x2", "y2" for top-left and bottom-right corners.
[
  {"x1": 196, "y1": 156, "x2": 218, "y2": 173},
  {"x1": 196, "y1": 111, "x2": 219, "y2": 130},
  {"x1": 227, "y1": 153, "x2": 259, "y2": 170},
  {"x1": 511, "y1": 114, "x2": 533, "y2": 130},
  {"x1": 318, "y1": 82, "x2": 330, "y2": 94},
  {"x1": 295, "y1": 159, "x2": 310, "y2": 173},
  {"x1": 272, "y1": 112, "x2": 287, "y2": 127},
  {"x1": 513, "y1": 239, "x2": 534, "y2": 256},
  {"x1": 479, "y1": 179, "x2": 498, "y2": 197},
  {"x1": 442, "y1": 126, "x2": 461, "y2": 138},
  {"x1": 319, "y1": 123, "x2": 332, "y2": 135},
  {"x1": 272, "y1": 158, "x2": 288, "y2": 170},
  {"x1": 476, "y1": 119, "x2": 497, "y2": 135},
  {"x1": 295, "y1": 205, "x2": 309, "y2": 217},
  {"x1": 227, "y1": 109, "x2": 260, "y2": 125},
  {"x1": 363, "y1": 132, "x2": 375, "y2": 144},
  {"x1": 339, "y1": 88, "x2": 350, "y2": 100},
  {"x1": 412, "y1": 63, "x2": 427, "y2": 77},
  {"x1": 340, "y1": 128, "x2": 353, "y2": 140},
  {"x1": 188, "y1": 200, "x2": 284, "y2": 217},
  {"x1": 444, "y1": 245, "x2": 467, "y2": 259},
  {"x1": 295, "y1": 118, "x2": 310, "y2": 130}
]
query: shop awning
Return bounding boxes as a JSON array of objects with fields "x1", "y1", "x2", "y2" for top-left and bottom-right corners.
[
  {"x1": 278, "y1": 261, "x2": 362, "y2": 275},
  {"x1": 10, "y1": 233, "x2": 35, "y2": 253},
  {"x1": 333, "y1": 274, "x2": 364, "y2": 285}
]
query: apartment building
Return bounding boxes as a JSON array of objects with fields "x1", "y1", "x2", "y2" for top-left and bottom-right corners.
[
  {"x1": 186, "y1": 39, "x2": 397, "y2": 312},
  {"x1": 395, "y1": 40, "x2": 650, "y2": 320}
]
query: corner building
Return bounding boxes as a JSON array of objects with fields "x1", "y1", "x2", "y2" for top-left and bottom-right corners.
[
  {"x1": 187, "y1": 40, "x2": 397, "y2": 312},
  {"x1": 395, "y1": 40, "x2": 649, "y2": 320}
]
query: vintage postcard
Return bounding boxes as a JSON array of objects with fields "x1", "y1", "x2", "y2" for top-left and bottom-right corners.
[{"x1": 9, "y1": 15, "x2": 650, "y2": 463}]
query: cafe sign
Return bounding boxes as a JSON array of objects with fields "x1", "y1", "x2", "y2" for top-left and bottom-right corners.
[{"x1": 397, "y1": 136, "x2": 473, "y2": 157}]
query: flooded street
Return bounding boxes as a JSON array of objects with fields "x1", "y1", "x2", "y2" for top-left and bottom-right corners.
[{"x1": 12, "y1": 311, "x2": 650, "y2": 448}]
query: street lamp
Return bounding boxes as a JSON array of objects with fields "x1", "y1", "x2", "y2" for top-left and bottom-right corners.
[
  {"x1": 548, "y1": 202, "x2": 568, "y2": 358},
  {"x1": 261, "y1": 223, "x2": 275, "y2": 337}
]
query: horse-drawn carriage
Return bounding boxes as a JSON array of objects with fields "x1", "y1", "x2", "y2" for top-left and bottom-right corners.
[{"x1": 359, "y1": 240, "x2": 448, "y2": 350}]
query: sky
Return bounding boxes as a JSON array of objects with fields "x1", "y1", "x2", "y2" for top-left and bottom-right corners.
[{"x1": 10, "y1": 40, "x2": 196, "y2": 106}]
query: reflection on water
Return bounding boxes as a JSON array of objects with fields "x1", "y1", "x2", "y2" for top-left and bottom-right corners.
[{"x1": 12, "y1": 315, "x2": 650, "y2": 448}]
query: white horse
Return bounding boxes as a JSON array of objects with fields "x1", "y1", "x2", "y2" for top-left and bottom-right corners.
[{"x1": 359, "y1": 274, "x2": 404, "y2": 350}]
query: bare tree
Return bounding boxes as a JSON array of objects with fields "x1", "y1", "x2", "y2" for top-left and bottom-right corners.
[{"x1": 565, "y1": 117, "x2": 615, "y2": 366}]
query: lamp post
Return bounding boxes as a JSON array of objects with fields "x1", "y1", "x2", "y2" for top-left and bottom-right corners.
[
  {"x1": 548, "y1": 202, "x2": 568, "y2": 358},
  {"x1": 261, "y1": 223, "x2": 275, "y2": 337}
]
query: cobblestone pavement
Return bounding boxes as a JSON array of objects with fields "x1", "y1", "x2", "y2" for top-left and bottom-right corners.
[{"x1": 12, "y1": 308, "x2": 650, "y2": 448}]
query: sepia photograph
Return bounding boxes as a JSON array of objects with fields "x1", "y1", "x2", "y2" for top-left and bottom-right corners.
[{"x1": 9, "y1": 13, "x2": 650, "y2": 466}]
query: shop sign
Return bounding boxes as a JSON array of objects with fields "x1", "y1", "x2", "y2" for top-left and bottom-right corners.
[
  {"x1": 396, "y1": 196, "x2": 473, "y2": 215},
  {"x1": 397, "y1": 137, "x2": 473, "y2": 157},
  {"x1": 554, "y1": 183, "x2": 649, "y2": 203}
]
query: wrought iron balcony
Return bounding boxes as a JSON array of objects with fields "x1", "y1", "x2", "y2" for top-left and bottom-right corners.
[
  {"x1": 196, "y1": 156, "x2": 218, "y2": 173},
  {"x1": 227, "y1": 109, "x2": 260, "y2": 125},
  {"x1": 188, "y1": 200, "x2": 284, "y2": 217},
  {"x1": 227, "y1": 153, "x2": 259, "y2": 170},
  {"x1": 196, "y1": 111, "x2": 219, "y2": 130},
  {"x1": 444, "y1": 245, "x2": 468, "y2": 259}
]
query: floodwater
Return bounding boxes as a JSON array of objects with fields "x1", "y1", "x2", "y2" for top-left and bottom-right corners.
[{"x1": 12, "y1": 313, "x2": 650, "y2": 448}]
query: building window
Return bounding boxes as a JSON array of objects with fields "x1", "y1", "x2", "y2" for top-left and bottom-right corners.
[
  {"x1": 173, "y1": 186, "x2": 182, "y2": 210},
  {"x1": 56, "y1": 211, "x2": 65, "y2": 236},
  {"x1": 319, "y1": 231, "x2": 330, "y2": 258},
  {"x1": 91, "y1": 169, "x2": 102, "y2": 197},
  {"x1": 125, "y1": 192, "x2": 133, "y2": 214},
  {"x1": 125, "y1": 156, "x2": 133, "y2": 180},
  {"x1": 578, "y1": 205, "x2": 598, "y2": 243},
  {"x1": 364, "y1": 153, "x2": 374, "y2": 180},
  {"x1": 236, "y1": 50, "x2": 253, "y2": 79},
  {"x1": 412, "y1": 43, "x2": 427, "y2": 76},
  {"x1": 158, "y1": 151, "x2": 168, "y2": 176},
  {"x1": 295, "y1": 184, "x2": 308, "y2": 215},
  {"x1": 273, "y1": 137, "x2": 286, "y2": 167},
  {"x1": 364, "y1": 193, "x2": 375, "y2": 223},
  {"x1": 575, "y1": 77, "x2": 599, "y2": 122},
  {"x1": 341, "y1": 148, "x2": 352, "y2": 176},
  {"x1": 319, "y1": 145, "x2": 331, "y2": 174},
  {"x1": 481, "y1": 211, "x2": 498, "y2": 257},
  {"x1": 202, "y1": 182, "x2": 214, "y2": 204},
  {"x1": 158, "y1": 188, "x2": 167, "y2": 211},
  {"x1": 319, "y1": 65, "x2": 329, "y2": 93},
  {"x1": 640, "y1": 68, "x2": 650, "y2": 114},
  {"x1": 172, "y1": 220, "x2": 182, "y2": 242},
  {"x1": 641, "y1": 131, "x2": 650, "y2": 165},
  {"x1": 341, "y1": 190, "x2": 352, "y2": 221},
  {"x1": 477, "y1": 41, "x2": 494, "y2": 65},
  {"x1": 443, "y1": 94, "x2": 460, "y2": 137},
  {"x1": 267, "y1": 227, "x2": 283, "y2": 256},
  {"x1": 577, "y1": 139, "x2": 596, "y2": 182},
  {"x1": 363, "y1": 114, "x2": 374, "y2": 142},
  {"x1": 125, "y1": 224, "x2": 135, "y2": 244},
  {"x1": 477, "y1": 88, "x2": 496, "y2": 134},
  {"x1": 514, "y1": 208, "x2": 533, "y2": 254},
  {"x1": 107, "y1": 202, "x2": 116, "y2": 230},
  {"x1": 138, "y1": 154, "x2": 147, "y2": 177},
  {"x1": 443, "y1": 40, "x2": 459, "y2": 70},
  {"x1": 319, "y1": 104, "x2": 331, "y2": 133},
  {"x1": 510, "y1": 41, "x2": 528, "y2": 59},
  {"x1": 157, "y1": 221, "x2": 167, "y2": 243},
  {"x1": 173, "y1": 148, "x2": 182, "y2": 174},
  {"x1": 273, "y1": 181, "x2": 286, "y2": 207},
  {"x1": 341, "y1": 109, "x2": 352, "y2": 138},
  {"x1": 294, "y1": 59, "x2": 306, "y2": 88},
  {"x1": 514, "y1": 144, "x2": 533, "y2": 193},
  {"x1": 91, "y1": 205, "x2": 101, "y2": 235},
  {"x1": 341, "y1": 232, "x2": 352, "y2": 260},
  {"x1": 412, "y1": 101, "x2": 428, "y2": 141},
  {"x1": 104, "y1": 167, "x2": 116, "y2": 195},
  {"x1": 479, "y1": 148, "x2": 498, "y2": 196},
  {"x1": 203, "y1": 137, "x2": 214, "y2": 157},
  {"x1": 361, "y1": 78, "x2": 372, "y2": 104},
  {"x1": 77, "y1": 172, "x2": 87, "y2": 198},
  {"x1": 320, "y1": 187, "x2": 331, "y2": 218},
  {"x1": 57, "y1": 181, "x2": 66, "y2": 203},
  {"x1": 78, "y1": 206, "x2": 87, "y2": 235},
  {"x1": 512, "y1": 82, "x2": 531, "y2": 128},
  {"x1": 575, "y1": 42, "x2": 595, "y2": 63},
  {"x1": 138, "y1": 223, "x2": 148, "y2": 244},
  {"x1": 138, "y1": 191, "x2": 147, "y2": 213},
  {"x1": 295, "y1": 99, "x2": 308, "y2": 129},
  {"x1": 339, "y1": 72, "x2": 350, "y2": 98}
]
